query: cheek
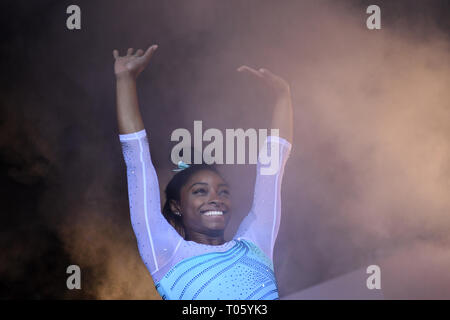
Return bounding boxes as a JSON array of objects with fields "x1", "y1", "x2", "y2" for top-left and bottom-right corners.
[
  {"x1": 182, "y1": 195, "x2": 204, "y2": 214},
  {"x1": 224, "y1": 198, "x2": 232, "y2": 209}
]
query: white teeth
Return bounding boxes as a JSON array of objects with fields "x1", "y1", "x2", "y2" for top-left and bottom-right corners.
[{"x1": 203, "y1": 211, "x2": 223, "y2": 216}]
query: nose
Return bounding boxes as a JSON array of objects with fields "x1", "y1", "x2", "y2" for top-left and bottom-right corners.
[
  {"x1": 208, "y1": 199, "x2": 221, "y2": 207},
  {"x1": 208, "y1": 191, "x2": 224, "y2": 207}
]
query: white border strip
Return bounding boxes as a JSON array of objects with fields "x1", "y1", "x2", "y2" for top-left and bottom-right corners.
[{"x1": 119, "y1": 129, "x2": 147, "y2": 141}]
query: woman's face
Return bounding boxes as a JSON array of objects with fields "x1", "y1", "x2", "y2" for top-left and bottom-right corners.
[{"x1": 178, "y1": 170, "x2": 232, "y2": 237}]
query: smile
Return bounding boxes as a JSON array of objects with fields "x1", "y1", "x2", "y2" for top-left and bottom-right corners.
[{"x1": 202, "y1": 211, "x2": 224, "y2": 216}]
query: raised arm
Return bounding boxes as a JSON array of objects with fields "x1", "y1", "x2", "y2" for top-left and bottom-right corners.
[
  {"x1": 236, "y1": 66, "x2": 293, "y2": 143},
  {"x1": 114, "y1": 45, "x2": 158, "y2": 134},
  {"x1": 234, "y1": 66, "x2": 293, "y2": 260},
  {"x1": 114, "y1": 45, "x2": 183, "y2": 276}
]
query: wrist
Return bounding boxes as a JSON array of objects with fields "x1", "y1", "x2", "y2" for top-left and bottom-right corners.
[
  {"x1": 274, "y1": 94, "x2": 292, "y2": 109},
  {"x1": 115, "y1": 72, "x2": 137, "y2": 82},
  {"x1": 274, "y1": 86, "x2": 291, "y2": 102}
]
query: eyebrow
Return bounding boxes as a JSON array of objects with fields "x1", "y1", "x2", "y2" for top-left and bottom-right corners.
[{"x1": 188, "y1": 182, "x2": 229, "y2": 190}]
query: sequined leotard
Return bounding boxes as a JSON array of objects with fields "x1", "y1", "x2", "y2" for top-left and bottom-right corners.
[{"x1": 119, "y1": 129, "x2": 292, "y2": 300}]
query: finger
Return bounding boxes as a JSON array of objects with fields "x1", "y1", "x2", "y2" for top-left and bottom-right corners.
[
  {"x1": 113, "y1": 49, "x2": 119, "y2": 59},
  {"x1": 237, "y1": 65, "x2": 264, "y2": 79},
  {"x1": 134, "y1": 49, "x2": 144, "y2": 57},
  {"x1": 127, "y1": 48, "x2": 134, "y2": 56},
  {"x1": 143, "y1": 44, "x2": 158, "y2": 61},
  {"x1": 258, "y1": 68, "x2": 279, "y2": 81},
  {"x1": 258, "y1": 67, "x2": 287, "y2": 87}
]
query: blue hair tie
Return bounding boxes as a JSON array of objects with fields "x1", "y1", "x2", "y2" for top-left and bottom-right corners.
[{"x1": 172, "y1": 160, "x2": 190, "y2": 172}]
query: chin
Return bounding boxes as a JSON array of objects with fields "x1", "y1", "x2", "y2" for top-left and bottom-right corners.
[
  {"x1": 207, "y1": 224, "x2": 226, "y2": 231},
  {"x1": 204, "y1": 224, "x2": 227, "y2": 233}
]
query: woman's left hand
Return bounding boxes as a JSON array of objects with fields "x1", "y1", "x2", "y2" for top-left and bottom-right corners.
[
  {"x1": 237, "y1": 65, "x2": 293, "y2": 142},
  {"x1": 237, "y1": 65, "x2": 291, "y2": 101}
]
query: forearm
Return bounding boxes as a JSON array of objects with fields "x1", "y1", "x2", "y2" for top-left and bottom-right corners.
[
  {"x1": 116, "y1": 74, "x2": 145, "y2": 134},
  {"x1": 270, "y1": 91, "x2": 293, "y2": 143},
  {"x1": 119, "y1": 132, "x2": 183, "y2": 275}
]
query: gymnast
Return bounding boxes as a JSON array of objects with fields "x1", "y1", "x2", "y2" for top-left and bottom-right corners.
[{"x1": 113, "y1": 44, "x2": 293, "y2": 300}]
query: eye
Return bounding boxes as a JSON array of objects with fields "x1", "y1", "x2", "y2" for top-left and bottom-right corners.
[
  {"x1": 220, "y1": 189, "x2": 230, "y2": 196},
  {"x1": 193, "y1": 188, "x2": 207, "y2": 195}
]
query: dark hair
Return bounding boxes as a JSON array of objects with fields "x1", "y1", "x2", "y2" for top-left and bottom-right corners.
[{"x1": 162, "y1": 164, "x2": 223, "y2": 238}]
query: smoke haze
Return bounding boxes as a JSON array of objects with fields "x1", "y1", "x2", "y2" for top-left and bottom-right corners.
[{"x1": 0, "y1": 0, "x2": 449, "y2": 299}]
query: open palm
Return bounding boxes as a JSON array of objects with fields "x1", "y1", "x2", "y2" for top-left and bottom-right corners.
[
  {"x1": 113, "y1": 45, "x2": 158, "y2": 79},
  {"x1": 237, "y1": 65, "x2": 291, "y2": 100}
]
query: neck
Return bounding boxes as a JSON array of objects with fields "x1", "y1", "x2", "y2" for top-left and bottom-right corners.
[{"x1": 184, "y1": 230, "x2": 225, "y2": 245}]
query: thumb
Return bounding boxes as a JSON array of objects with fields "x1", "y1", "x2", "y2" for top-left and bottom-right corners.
[{"x1": 143, "y1": 45, "x2": 158, "y2": 61}]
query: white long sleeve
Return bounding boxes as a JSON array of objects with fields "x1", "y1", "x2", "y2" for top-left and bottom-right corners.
[
  {"x1": 119, "y1": 129, "x2": 183, "y2": 276},
  {"x1": 234, "y1": 136, "x2": 292, "y2": 260}
]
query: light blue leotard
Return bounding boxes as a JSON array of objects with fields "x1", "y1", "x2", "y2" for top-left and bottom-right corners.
[
  {"x1": 119, "y1": 129, "x2": 292, "y2": 300},
  {"x1": 156, "y1": 239, "x2": 278, "y2": 300}
]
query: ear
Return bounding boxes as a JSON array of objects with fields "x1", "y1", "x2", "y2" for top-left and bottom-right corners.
[{"x1": 169, "y1": 200, "x2": 181, "y2": 214}]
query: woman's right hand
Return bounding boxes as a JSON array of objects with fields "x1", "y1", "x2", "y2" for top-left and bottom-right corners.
[{"x1": 113, "y1": 44, "x2": 158, "y2": 80}]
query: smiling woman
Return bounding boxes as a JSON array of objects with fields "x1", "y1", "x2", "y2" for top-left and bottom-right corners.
[
  {"x1": 114, "y1": 44, "x2": 293, "y2": 300},
  {"x1": 162, "y1": 163, "x2": 231, "y2": 243}
]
